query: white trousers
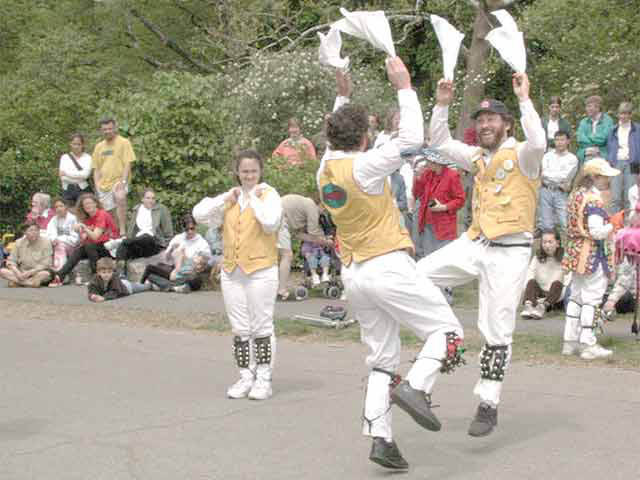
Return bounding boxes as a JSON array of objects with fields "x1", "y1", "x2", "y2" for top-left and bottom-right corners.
[
  {"x1": 564, "y1": 266, "x2": 608, "y2": 346},
  {"x1": 221, "y1": 266, "x2": 279, "y2": 376},
  {"x1": 343, "y1": 250, "x2": 462, "y2": 439},
  {"x1": 417, "y1": 233, "x2": 531, "y2": 406}
]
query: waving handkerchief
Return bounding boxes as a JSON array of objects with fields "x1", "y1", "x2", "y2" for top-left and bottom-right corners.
[
  {"x1": 318, "y1": 26, "x2": 350, "y2": 70},
  {"x1": 485, "y1": 9, "x2": 526, "y2": 73},
  {"x1": 430, "y1": 15, "x2": 465, "y2": 80},
  {"x1": 333, "y1": 8, "x2": 396, "y2": 57}
]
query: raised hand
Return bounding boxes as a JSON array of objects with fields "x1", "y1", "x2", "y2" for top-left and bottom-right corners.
[
  {"x1": 385, "y1": 56, "x2": 412, "y2": 91},
  {"x1": 512, "y1": 72, "x2": 530, "y2": 101},
  {"x1": 435, "y1": 78, "x2": 454, "y2": 106},
  {"x1": 335, "y1": 69, "x2": 352, "y2": 98}
]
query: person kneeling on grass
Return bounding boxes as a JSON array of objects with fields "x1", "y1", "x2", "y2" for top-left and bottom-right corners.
[{"x1": 88, "y1": 257, "x2": 150, "y2": 302}]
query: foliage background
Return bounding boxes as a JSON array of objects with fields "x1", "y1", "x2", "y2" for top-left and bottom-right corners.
[{"x1": 1, "y1": 0, "x2": 639, "y2": 232}]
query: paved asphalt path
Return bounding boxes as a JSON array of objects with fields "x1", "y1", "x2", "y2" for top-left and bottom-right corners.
[{"x1": 0, "y1": 292, "x2": 639, "y2": 479}]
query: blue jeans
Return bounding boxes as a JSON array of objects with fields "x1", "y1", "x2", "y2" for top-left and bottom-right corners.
[
  {"x1": 121, "y1": 279, "x2": 148, "y2": 295},
  {"x1": 610, "y1": 162, "x2": 637, "y2": 213},
  {"x1": 537, "y1": 186, "x2": 568, "y2": 232}
]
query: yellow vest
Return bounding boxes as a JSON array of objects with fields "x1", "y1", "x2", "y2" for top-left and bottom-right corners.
[
  {"x1": 318, "y1": 156, "x2": 414, "y2": 266},
  {"x1": 222, "y1": 190, "x2": 278, "y2": 274},
  {"x1": 467, "y1": 147, "x2": 539, "y2": 240}
]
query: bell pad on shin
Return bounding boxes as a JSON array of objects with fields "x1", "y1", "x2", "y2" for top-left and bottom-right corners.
[
  {"x1": 233, "y1": 336, "x2": 250, "y2": 369},
  {"x1": 254, "y1": 336, "x2": 272, "y2": 365},
  {"x1": 440, "y1": 331, "x2": 466, "y2": 374},
  {"x1": 479, "y1": 344, "x2": 508, "y2": 382}
]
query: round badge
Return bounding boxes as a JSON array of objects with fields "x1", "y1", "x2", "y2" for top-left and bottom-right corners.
[
  {"x1": 495, "y1": 168, "x2": 506, "y2": 180},
  {"x1": 495, "y1": 184, "x2": 503, "y2": 194},
  {"x1": 503, "y1": 159, "x2": 514, "y2": 171},
  {"x1": 322, "y1": 183, "x2": 347, "y2": 209}
]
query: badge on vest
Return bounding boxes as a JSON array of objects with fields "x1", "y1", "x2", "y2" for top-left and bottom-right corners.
[
  {"x1": 495, "y1": 168, "x2": 506, "y2": 180},
  {"x1": 322, "y1": 183, "x2": 347, "y2": 209},
  {"x1": 503, "y1": 159, "x2": 514, "y2": 171},
  {"x1": 495, "y1": 184, "x2": 503, "y2": 194}
]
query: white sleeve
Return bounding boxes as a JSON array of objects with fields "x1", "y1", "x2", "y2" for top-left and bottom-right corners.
[
  {"x1": 195, "y1": 236, "x2": 212, "y2": 256},
  {"x1": 45, "y1": 218, "x2": 58, "y2": 242},
  {"x1": 428, "y1": 105, "x2": 476, "y2": 172},
  {"x1": 58, "y1": 217, "x2": 80, "y2": 245},
  {"x1": 192, "y1": 192, "x2": 232, "y2": 228},
  {"x1": 515, "y1": 99, "x2": 547, "y2": 179},
  {"x1": 587, "y1": 213, "x2": 613, "y2": 240},
  {"x1": 353, "y1": 89, "x2": 424, "y2": 194},
  {"x1": 249, "y1": 187, "x2": 282, "y2": 234},
  {"x1": 525, "y1": 257, "x2": 537, "y2": 282}
]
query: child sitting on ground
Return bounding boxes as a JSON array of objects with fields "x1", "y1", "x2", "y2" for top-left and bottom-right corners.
[
  {"x1": 141, "y1": 251, "x2": 211, "y2": 293},
  {"x1": 88, "y1": 257, "x2": 150, "y2": 302},
  {"x1": 302, "y1": 240, "x2": 331, "y2": 286},
  {"x1": 521, "y1": 229, "x2": 568, "y2": 319}
]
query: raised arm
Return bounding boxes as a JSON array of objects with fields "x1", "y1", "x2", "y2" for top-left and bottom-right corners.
[{"x1": 513, "y1": 73, "x2": 546, "y2": 178}]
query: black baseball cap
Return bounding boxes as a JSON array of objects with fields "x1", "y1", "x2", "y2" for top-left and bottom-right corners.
[{"x1": 471, "y1": 99, "x2": 509, "y2": 119}]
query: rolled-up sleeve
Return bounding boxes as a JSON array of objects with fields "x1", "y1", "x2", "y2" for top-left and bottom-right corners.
[
  {"x1": 193, "y1": 192, "x2": 231, "y2": 229},
  {"x1": 249, "y1": 188, "x2": 282, "y2": 234},
  {"x1": 428, "y1": 105, "x2": 476, "y2": 172},
  {"x1": 516, "y1": 99, "x2": 547, "y2": 179}
]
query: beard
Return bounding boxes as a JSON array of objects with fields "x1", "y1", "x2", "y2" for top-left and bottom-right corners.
[{"x1": 478, "y1": 124, "x2": 506, "y2": 151}]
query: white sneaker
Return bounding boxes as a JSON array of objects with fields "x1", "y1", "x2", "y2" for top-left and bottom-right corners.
[
  {"x1": 227, "y1": 377, "x2": 254, "y2": 399},
  {"x1": 521, "y1": 301, "x2": 534, "y2": 318},
  {"x1": 530, "y1": 302, "x2": 546, "y2": 320},
  {"x1": 580, "y1": 344, "x2": 613, "y2": 360},
  {"x1": 561, "y1": 341, "x2": 579, "y2": 356},
  {"x1": 248, "y1": 378, "x2": 272, "y2": 400},
  {"x1": 311, "y1": 271, "x2": 321, "y2": 286},
  {"x1": 321, "y1": 271, "x2": 331, "y2": 283}
]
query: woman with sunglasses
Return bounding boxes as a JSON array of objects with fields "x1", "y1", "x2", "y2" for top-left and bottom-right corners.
[{"x1": 193, "y1": 149, "x2": 282, "y2": 401}]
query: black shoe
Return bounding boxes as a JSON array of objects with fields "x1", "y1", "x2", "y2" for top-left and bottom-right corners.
[
  {"x1": 468, "y1": 402, "x2": 498, "y2": 437},
  {"x1": 369, "y1": 437, "x2": 409, "y2": 470},
  {"x1": 390, "y1": 381, "x2": 441, "y2": 432}
]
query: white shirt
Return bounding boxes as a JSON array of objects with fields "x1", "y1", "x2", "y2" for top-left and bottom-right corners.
[
  {"x1": 318, "y1": 89, "x2": 424, "y2": 196},
  {"x1": 166, "y1": 233, "x2": 211, "y2": 260},
  {"x1": 547, "y1": 118, "x2": 559, "y2": 141},
  {"x1": 135, "y1": 205, "x2": 153, "y2": 237},
  {"x1": 399, "y1": 162, "x2": 414, "y2": 206},
  {"x1": 628, "y1": 184, "x2": 638, "y2": 223},
  {"x1": 617, "y1": 122, "x2": 631, "y2": 161},
  {"x1": 59, "y1": 153, "x2": 92, "y2": 189},
  {"x1": 192, "y1": 182, "x2": 282, "y2": 234},
  {"x1": 541, "y1": 149, "x2": 578, "y2": 189},
  {"x1": 429, "y1": 99, "x2": 546, "y2": 241},
  {"x1": 45, "y1": 212, "x2": 79, "y2": 246}
]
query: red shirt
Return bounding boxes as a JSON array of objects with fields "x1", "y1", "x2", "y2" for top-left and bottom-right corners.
[
  {"x1": 26, "y1": 208, "x2": 55, "y2": 230},
  {"x1": 83, "y1": 209, "x2": 119, "y2": 244},
  {"x1": 413, "y1": 167, "x2": 465, "y2": 240},
  {"x1": 272, "y1": 137, "x2": 316, "y2": 166}
]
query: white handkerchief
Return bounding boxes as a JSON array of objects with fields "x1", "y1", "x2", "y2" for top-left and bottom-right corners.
[
  {"x1": 333, "y1": 8, "x2": 396, "y2": 57},
  {"x1": 485, "y1": 9, "x2": 526, "y2": 73},
  {"x1": 318, "y1": 27, "x2": 350, "y2": 70},
  {"x1": 430, "y1": 15, "x2": 465, "y2": 81}
]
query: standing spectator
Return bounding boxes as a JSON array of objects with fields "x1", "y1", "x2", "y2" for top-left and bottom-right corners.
[
  {"x1": 541, "y1": 96, "x2": 571, "y2": 150},
  {"x1": 0, "y1": 221, "x2": 52, "y2": 287},
  {"x1": 113, "y1": 188, "x2": 173, "y2": 261},
  {"x1": 272, "y1": 117, "x2": 317, "y2": 166},
  {"x1": 48, "y1": 193, "x2": 119, "y2": 287},
  {"x1": 373, "y1": 108, "x2": 400, "y2": 148},
  {"x1": 26, "y1": 192, "x2": 55, "y2": 233},
  {"x1": 92, "y1": 118, "x2": 136, "y2": 236},
  {"x1": 59, "y1": 133, "x2": 92, "y2": 206},
  {"x1": 367, "y1": 113, "x2": 380, "y2": 149},
  {"x1": 46, "y1": 198, "x2": 80, "y2": 271},
  {"x1": 577, "y1": 95, "x2": 615, "y2": 165},
  {"x1": 412, "y1": 148, "x2": 465, "y2": 260},
  {"x1": 193, "y1": 150, "x2": 282, "y2": 401},
  {"x1": 608, "y1": 101, "x2": 640, "y2": 212},
  {"x1": 460, "y1": 126, "x2": 478, "y2": 230},
  {"x1": 562, "y1": 158, "x2": 620, "y2": 359},
  {"x1": 521, "y1": 229, "x2": 567, "y2": 319},
  {"x1": 537, "y1": 130, "x2": 579, "y2": 233}
]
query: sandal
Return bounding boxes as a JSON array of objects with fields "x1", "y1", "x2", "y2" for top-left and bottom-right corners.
[{"x1": 48, "y1": 276, "x2": 63, "y2": 288}]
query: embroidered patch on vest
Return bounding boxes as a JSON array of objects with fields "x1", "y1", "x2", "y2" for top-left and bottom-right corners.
[{"x1": 322, "y1": 183, "x2": 347, "y2": 208}]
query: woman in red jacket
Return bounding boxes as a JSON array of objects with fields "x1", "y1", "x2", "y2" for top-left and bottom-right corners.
[{"x1": 413, "y1": 148, "x2": 465, "y2": 259}]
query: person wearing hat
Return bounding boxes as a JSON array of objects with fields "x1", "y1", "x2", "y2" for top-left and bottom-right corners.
[
  {"x1": 412, "y1": 147, "x2": 465, "y2": 260},
  {"x1": 318, "y1": 59, "x2": 464, "y2": 470},
  {"x1": 562, "y1": 157, "x2": 621, "y2": 360},
  {"x1": 419, "y1": 73, "x2": 546, "y2": 437}
]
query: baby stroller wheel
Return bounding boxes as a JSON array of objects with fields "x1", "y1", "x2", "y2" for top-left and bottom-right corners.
[
  {"x1": 295, "y1": 286, "x2": 309, "y2": 301},
  {"x1": 325, "y1": 285, "x2": 341, "y2": 299}
]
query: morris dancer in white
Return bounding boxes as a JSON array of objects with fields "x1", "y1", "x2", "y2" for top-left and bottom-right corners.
[
  {"x1": 318, "y1": 57, "x2": 464, "y2": 470},
  {"x1": 420, "y1": 73, "x2": 546, "y2": 437}
]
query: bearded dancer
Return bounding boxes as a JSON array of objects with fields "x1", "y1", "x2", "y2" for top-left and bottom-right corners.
[
  {"x1": 318, "y1": 58, "x2": 464, "y2": 470},
  {"x1": 418, "y1": 74, "x2": 546, "y2": 437}
]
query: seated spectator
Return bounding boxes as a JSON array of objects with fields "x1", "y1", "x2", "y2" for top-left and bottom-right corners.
[
  {"x1": 603, "y1": 258, "x2": 636, "y2": 316},
  {"x1": 88, "y1": 257, "x2": 150, "y2": 302},
  {"x1": 204, "y1": 225, "x2": 223, "y2": 269},
  {"x1": 272, "y1": 117, "x2": 317, "y2": 166},
  {"x1": 537, "y1": 130, "x2": 579, "y2": 234},
  {"x1": 59, "y1": 133, "x2": 93, "y2": 206},
  {"x1": 49, "y1": 193, "x2": 119, "y2": 287},
  {"x1": 111, "y1": 188, "x2": 173, "y2": 260},
  {"x1": 46, "y1": 198, "x2": 80, "y2": 270},
  {"x1": 26, "y1": 192, "x2": 55, "y2": 233},
  {"x1": 521, "y1": 229, "x2": 568, "y2": 319},
  {"x1": 140, "y1": 214, "x2": 211, "y2": 293},
  {"x1": 0, "y1": 221, "x2": 52, "y2": 287},
  {"x1": 413, "y1": 148, "x2": 465, "y2": 259}
]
